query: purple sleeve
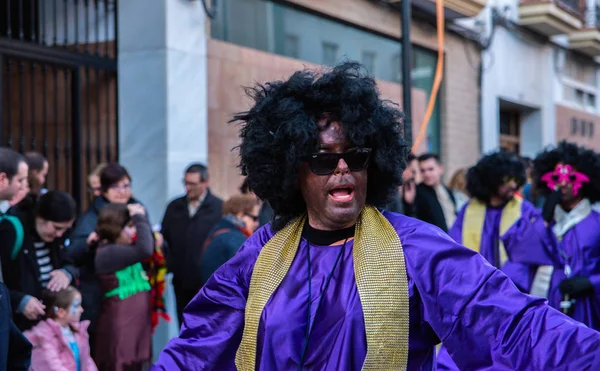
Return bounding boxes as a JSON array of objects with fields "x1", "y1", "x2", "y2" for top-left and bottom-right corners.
[
  {"x1": 500, "y1": 202, "x2": 557, "y2": 266},
  {"x1": 150, "y1": 228, "x2": 269, "y2": 370},
  {"x1": 436, "y1": 345, "x2": 459, "y2": 371},
  {"x1": 399, "y1": 220, "x2": 600, "y2": 370},
  {"x1": 448, "y1": 204, "x2": 466, "y2": 244}
]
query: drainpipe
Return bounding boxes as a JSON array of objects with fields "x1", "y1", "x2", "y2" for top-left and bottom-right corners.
[{"x1": 401, "y1": 0, "x2": 413, "y2": 148}]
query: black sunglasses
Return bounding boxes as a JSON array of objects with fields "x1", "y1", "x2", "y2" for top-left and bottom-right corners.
[
  {"x1": 551, "y1": 174, "x2": 577, "y2": 182},
  {"x1": 305, "y1": 148, "x2": 372, "y2": 175}
]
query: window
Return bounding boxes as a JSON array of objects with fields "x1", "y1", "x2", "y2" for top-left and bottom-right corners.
[
  {"x1": 284, "y1": 34, "x2": 299, "y2": 59},
  {"x1": 391, "y1": 53, "x2": 401, "y2": 82},
  {"x1": 590, "y1": 122, "x2": 595, "y2": 137},
  {"x1": 581, "y1": 119, "x2": 587, "y2": 136},
  {"x1": 322, "y1": 42, "x2": 339, "y2": 66},
  {"x1": 210, "y1": 0, "x2": 442, "y2": 153},
  {"x1": 586, "y1": 93, "x2": 596, "y2": 110},
  {"x1": 561, "y1": 53, "x2": 598, "y2": 112},
  {"x1": 362, "y1": 51, "x2": 376, "y2": 76},
  {"x1": 571, "y1": 118, "x2": 579, "y2": 134}
]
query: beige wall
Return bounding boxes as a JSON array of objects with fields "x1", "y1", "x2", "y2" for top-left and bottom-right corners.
[
  {"x1": 207, "y1": 40, "x2": 428, "y2": 199},
  {"x1": 556, "y1": 104, "x2": 600, "y2": 152}
]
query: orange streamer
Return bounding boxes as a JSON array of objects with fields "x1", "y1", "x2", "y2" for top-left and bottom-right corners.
[{"x1": 411, "y1": 0, "x2": 445, "y2": 152}]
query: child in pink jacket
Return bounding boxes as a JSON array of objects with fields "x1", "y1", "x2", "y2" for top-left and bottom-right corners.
[{"x1": 24, "y1": 286, "x2": 97, "y2": 371}]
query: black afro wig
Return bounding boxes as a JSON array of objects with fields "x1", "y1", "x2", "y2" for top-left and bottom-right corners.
[
  {"x1": 533, "y1": 140, "x2": 600, "y2": 203},
  {"x1": 466, "y1": 150, "x2": 526, "y2": 203},
  {"x1": 231, "y1": 62, "x2": 408, "y2": 230}
]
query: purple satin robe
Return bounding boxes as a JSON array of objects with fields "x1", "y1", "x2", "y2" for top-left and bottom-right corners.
[
  {"x1": 448, "y1": 199, "x2": 545, "y2": 293},
  {"x1": 439, "y1": 199, "x2": 552, "y2": 371},
  {"x1": 152, "y1": 212, "x2": 600, "y2": 370},
  {"x1": 547, "y1": 210, "x2": 600, "y2": 331}
]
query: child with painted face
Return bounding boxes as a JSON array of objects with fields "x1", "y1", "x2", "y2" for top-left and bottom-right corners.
[
  {"x1": 93, "y1": 203, "x2": 154, "y2": 371},
  {"x1": 24, "y1": 286, "x2": 98, "y2": 370}
]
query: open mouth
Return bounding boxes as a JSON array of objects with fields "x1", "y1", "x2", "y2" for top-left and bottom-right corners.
[{"x1": 328, "y1": 186, "x2": 355, "y2": 203}]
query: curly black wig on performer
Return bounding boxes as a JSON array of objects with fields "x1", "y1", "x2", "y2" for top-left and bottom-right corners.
[
  {"x1": 231, "y1": 62, "x2": 408, "y2": 230},
  {"x1": 533, "y1": 140, "x2": 600, "y2": 203},
  {"x1": 466, "y1": 151, "x2": 526, "y2": 203}
]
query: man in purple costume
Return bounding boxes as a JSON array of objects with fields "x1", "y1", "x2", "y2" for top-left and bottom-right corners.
[
  {"x1": 530, "y1": 141, "x2": 600, "y2": 331},
  {"x1": 436, "y1": 151, "x2": 551, "y2": 371},
  {"x1": 452, "y1": 151, "x2": 545, "y2": 292},
  {"x1": 152, "y1": 63, "x2": 600, "y2": 370}
]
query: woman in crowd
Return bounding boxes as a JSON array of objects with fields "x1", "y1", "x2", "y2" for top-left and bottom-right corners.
[
  {"x1": 67, "y1": 163, "x2": 148, "y2": 354},
  {"x1": 0, "y1": 191, "x2": 78, "y2": 331},
  {"x1": 448, "y1": 168, "x2": 469, "y2": 212},
  {"x1": 200, "y1": 194, "x2": 260, "y2": 286}
]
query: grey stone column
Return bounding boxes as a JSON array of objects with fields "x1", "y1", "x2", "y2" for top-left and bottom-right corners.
[{"x1": 118, "y1": 0, "x2": 208, "y2": 224}]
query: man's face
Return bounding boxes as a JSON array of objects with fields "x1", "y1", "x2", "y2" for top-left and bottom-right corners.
[
  {"x1": 555, "y1": 164, "x2": 581, "y2": 204},
  {"x1": 184, "y1": 172, "x2": 207, "y2": 201},
  {"x1": 88, "y1": 175, "x2": 102, "y2": 197},
  {"x1": 35, "y1": 217, "x2": 74, "y2": 243},
  {"x1": 402, "y1": 159, "x2": 418, "y2": 185},
  {"x1": 494, "y1": 178, "x2": 518, "y2": 203},
  {"x1": 33, "y1": 161, "x2": 49, "y2": 186},
  {"x1": 298, "y1": 120, "x2": 368, "y2": 230},
  {"x1": 419, "y1": 158, "x2": 443, "y2": 187},
  {"x1": 0, "y1": 161, "x2": 29, "y2": 201}
]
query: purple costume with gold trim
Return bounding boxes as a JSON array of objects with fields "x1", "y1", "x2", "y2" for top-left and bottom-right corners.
[
  {"x1": 152, "y1": 212, "x2": 600, "y2": 370},
  {"x1": 437, "y1": 198, "x2": 551, "y2": 371}
]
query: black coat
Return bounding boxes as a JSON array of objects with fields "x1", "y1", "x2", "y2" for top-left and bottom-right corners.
[
  {"x1": 415, "y1": 183, "x2": 457, "y2": 233},
  {"x1": 0, "y1": 211, "x2": 79, "y2": 331},
  {"x1": 0, "y1": 282, "x2": 31, "y2": 371},
  {"x1": 161, "y1": 190, "x2": 223, "y2": 290}
]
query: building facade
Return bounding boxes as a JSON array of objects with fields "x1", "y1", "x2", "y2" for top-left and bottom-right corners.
[
  {"x1": 478, "y1": 0, "x2": 600, "y2": 156},
  {"x1": 207, "y1": 0, "x2": 484, "y2": 201}
]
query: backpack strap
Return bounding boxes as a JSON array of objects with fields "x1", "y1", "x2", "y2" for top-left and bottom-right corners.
[
  {"x1": 0, "y1": 215, "x2": 25, "y2": 260},
  {"x1": 202, "y1": 228, "x2": 234, "y2": 254}
]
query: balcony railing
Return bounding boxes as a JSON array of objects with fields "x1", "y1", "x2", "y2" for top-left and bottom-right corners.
[
  {"x1": 519, "y1": 0, "x2": 584, "y2": 36},
  {"x1": 569, "y1": 5, "x2": 600, "y2": 56}
]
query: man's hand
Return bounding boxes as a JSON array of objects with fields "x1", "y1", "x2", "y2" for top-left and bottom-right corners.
[
  {"x1": 87, "y1": 231, "x2": 99, "y2": 245},
  {"x1": 559, "y1": 276, "x2": 594, "y2": 298},
  {"x1": 403, "y1": 180, "x2": 416, "y2": 205},
  {"x1": 22, "y1": 297, "x2": 45, "y2": 320},
  {"x1": 542, "y1": 189, "x2": 562, "y2": 223},
  {"x1": 47, "y1": 270, "x2": 71, "y2": 292}
]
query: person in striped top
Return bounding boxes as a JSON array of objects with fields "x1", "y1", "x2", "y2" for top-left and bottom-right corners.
[{"x1": 0, "y1": 190, "x2": 79, "y2": 331}]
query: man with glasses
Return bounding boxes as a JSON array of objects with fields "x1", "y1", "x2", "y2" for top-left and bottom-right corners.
[
  {"x1": 153, "y1": 63, "x2": 600, "y2": 370},
  {"x1": 161, "y1": 163, "x2": 223, "y2": 327}
]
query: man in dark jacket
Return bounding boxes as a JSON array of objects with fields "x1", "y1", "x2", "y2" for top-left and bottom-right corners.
[
  {"x1": 161, "y1": 163, "x2": 223, "y2": 326},
  {"x1": 0, "y1": 147, "x2": 31, "y2": 370},
  {"x1": 415, "y1": 153, "x2": 457, "y2": 232}
]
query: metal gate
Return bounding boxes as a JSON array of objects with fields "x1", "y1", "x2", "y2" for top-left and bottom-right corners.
[{"x1": 0, "y1": 0, "x2": 118, "y2": 211}]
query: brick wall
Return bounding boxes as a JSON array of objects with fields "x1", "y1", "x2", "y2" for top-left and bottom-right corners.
[
  {"x1": 556, "y1": 104, "x2": 600, "y2": 151},
  {"x1": 207, "y1": 40, "x2": 427, "y2": 199}
]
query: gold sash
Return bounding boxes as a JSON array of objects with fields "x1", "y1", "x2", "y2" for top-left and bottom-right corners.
[
  {"x1": 462, "y1": 196, "x2": 523, "y2": 267},
  {"x1": 235, "y1": 206, "x2": 410, "y2": 370}
]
